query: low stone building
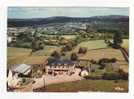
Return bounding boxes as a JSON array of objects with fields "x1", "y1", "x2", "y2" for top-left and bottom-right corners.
[
  {"x1": 7, "y1": 64, "x2": 32, "y2": 89},
  {"x1": 12, "y1": 64, "x2": 32, "y2": 77},
  {"x1": 45, "y1": 59, "x2": 76, "y2": 76}
]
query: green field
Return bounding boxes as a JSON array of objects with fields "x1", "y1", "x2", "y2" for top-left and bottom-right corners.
[
  {"x1": 121, "y1": 39, "x2": 129, "y2": 49},
  {"x1": 7, "y1": 46, "x2": 60, "y2": 68},
  {"x1": 7, "y1": 39, "x2": 128, "y2": 68},
  {"x1": 45, "y1": 79, "x2": 128, "y2": 92},
  {"x1": 61, "y1": 35, "x2": 76, "y2": 39},
  {"x1": 59, "y1": 40, "x2": 108, "y2": 60},
  {"x1": 31, "y1": 46, "x2": 61, "y2": 56},
  {"x1": 74, "y1": 40, "x2": 107, "y2": 51}
]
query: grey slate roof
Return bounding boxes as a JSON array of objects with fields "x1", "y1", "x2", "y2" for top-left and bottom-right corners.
[
  {"x1": 13, "y1": 64, "x2": 31, "y2": 74},
  {"x1": 47, "y1": 58, "x2": 74, "y2": 66}
]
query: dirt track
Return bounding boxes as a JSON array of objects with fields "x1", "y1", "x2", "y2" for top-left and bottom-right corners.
[
  {"x1": 120, "y1": 47, "x2": 129, "y2": 62},
  {"x1": 31, "y1": 68, "x2": 82, "y2": 90}
]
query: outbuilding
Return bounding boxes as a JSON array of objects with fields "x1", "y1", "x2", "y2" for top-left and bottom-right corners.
[{"x1": 12, "y1": 64, "x2": 32, "y2": 76}]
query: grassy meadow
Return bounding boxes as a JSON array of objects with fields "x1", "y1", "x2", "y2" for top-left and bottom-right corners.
[
  {"x1": 7, "y1": 46, "x2": 60, "y2": 68},
  {"x1": 75, "y1": 40, "x2": 107, "y2": 50},
  {"x1": 45, "y1": 79, "x2": 128, "y2": 92},
  {"x1": 7, "y1": 39, "x2": 128, "y2": 67}
]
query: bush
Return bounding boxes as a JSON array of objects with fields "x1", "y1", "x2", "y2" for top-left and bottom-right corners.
[
  {"x1": 61, "y1": 43, "x2": 73, "y2": 52},
  {"x1": 98, "y1": 58, "x2": 108, "y2": 69},
  {"x1": 90, "y1": 59, "x2": 97, "y2": 64},
  {"x1": 118, "y1": 69, "x2": 128, "y2": 80},
  {"x1": 78, "y1": 47, "x2": 87, "y2": 54},
  {"x1": 51, "y1": 51, "x2": 61, "y2": 59},
  {"x1": 15, "y1": 42, "x2": 31, "y2": 48},
  {"x1": 98, "y1": 58, "x2": 117, "y2": 69},
  {"x1": 61, "y1": 52, "x2": 65, "y2": 56},
  {"x1": 111, "y1": 58, "x2": 117, "y2": 63},
  {"x1": 61, "y1": 41, "x2": 77, "y2": 52},
  {"x1": 102, "y1": 72, "x2": 120, "y2": 80},
  {"x1": 70, "y1": 53, "x2": 78, "y2": 61},
  {"x1": 22, "y1": 78, "x2": 26, "y2": 84},
  {"x1": 113, "y1": 32, "x2": 123, "y2": 48},
  {"x1": 102, "y1": 69, "x2": 128, "y2": 80},
  {"x1": 98, "y1": 58, "x2": 109, "y2": 64},
  {"x1": 98, "y1": 58, "x2": 117, "y2": 64}
]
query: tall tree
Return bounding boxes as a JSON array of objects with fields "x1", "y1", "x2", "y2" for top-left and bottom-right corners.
[
  {"x1": 113, "y1": 32, "x2": 123, "y2": 48},
  {"x1": 30, "y1": 30, "x2": 44, "y2": 55},
  {"x1": 51, "y1": 51, "x2": 61, "y2": 59}
]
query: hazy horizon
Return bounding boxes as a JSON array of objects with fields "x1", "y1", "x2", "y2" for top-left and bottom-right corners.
[{"x1": 8, "y1": 7, "x2": 129, "y2": 19}]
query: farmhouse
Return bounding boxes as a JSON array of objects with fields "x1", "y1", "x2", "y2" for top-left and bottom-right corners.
[{"x1": 45, "y1": 59, "x2": 76, "y2": 76}]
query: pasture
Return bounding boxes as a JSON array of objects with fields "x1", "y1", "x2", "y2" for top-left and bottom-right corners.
[
  {"x1": 79, "y1": 48, "x2": 125, "y2": 61},
  {"x1": 7, "y1": 39, "x2": 129, "y2": 69},
  {"x1": 74, "y1": 40, "x2": 107, "y2": 51},
  {"x1": 7, "y1": 46, "x2": 60, "y2": 68},
  {"x1": 61, "y1": 35, "x2": 76, "y2": 39},
  {"x1": 45, "y1": 79, "x2": 128, "y2": 92},
  {"x1": 31, "y1": 46, "x2": 61, "y2": 56}
]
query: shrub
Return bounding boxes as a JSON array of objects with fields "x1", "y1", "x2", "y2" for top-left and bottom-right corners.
[
  {"x1": 118, "y1": 69, "x2": 128, "y2": 80},
  {"x1": 98, "y1": 58, "x2": 109, "y2": 64},
  {"x1": 61, "y1": 43, "x2": 73, "y2": 52},
  {"x1": 70, "y1": 53, "x2": 78, "y2": 61},
  {"x1": 111, "y1": 58, "x2": 117, "y2": 63},
  {"x1": 90, "y1": 59, "x2": 97, "y2": 64},
  {"x1": 15, "y1": 42, "x2": 31, "y2": 48},
  {"x1": 22, "y1": 78, "x2": 26, "y2": 84},
  {"x1": 78, "y1": 47, "x2": 87, "y2": 54},
  {"x1": 51, "y1": 51, "x2": 61, "y2": 59},
  {"x1": 98, "y1": 58, "x2": 117, "y2": 69},
  {"x1": 102, "y1": 69, "x2": 128, "y2": 80},
  {"x1": 61, "y1": 52, "x2": 65, "y2": 56},
  {"x1": 102, "y1": 72, "x2": 120, "y2": 80},
  {"x1": 61, "y1": 41, "x2": 77, "y2": 52},
  {"x1": 98, "y1": 58, "x2": 117, "y2": 64},
  {"x1": 98, "y1": 58, "x2": 108, "y2": 69},
  {"x1": 113, "y1": 32, "x2": 123, "y2": 48}
]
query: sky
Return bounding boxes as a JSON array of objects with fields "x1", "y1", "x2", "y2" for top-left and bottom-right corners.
[{"x1": 8, "y1": 7, "x2": 129, "y2": 19}]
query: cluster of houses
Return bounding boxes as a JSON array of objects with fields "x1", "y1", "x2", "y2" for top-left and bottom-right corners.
[{"x1": 7, "y1": 58, "x2": 95, "y2": 89}]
